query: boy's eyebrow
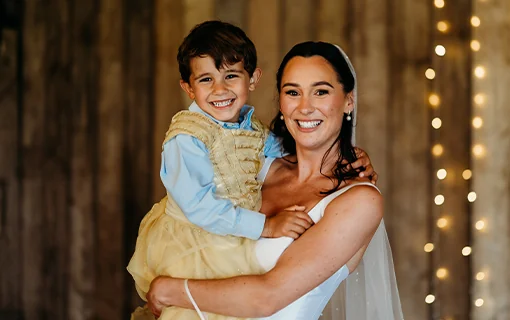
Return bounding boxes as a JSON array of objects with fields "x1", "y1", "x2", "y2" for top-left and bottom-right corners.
[
  {"x1": 194, "y1": 72, "x2": 212, "y2": 79},
  {"x1": 224, "y1": 69, "x2": 244, "y2": 73}
]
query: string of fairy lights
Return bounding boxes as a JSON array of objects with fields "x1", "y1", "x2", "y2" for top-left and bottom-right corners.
[{"x1": 423, "y1": 0, "x2": 488, "y2": 315}]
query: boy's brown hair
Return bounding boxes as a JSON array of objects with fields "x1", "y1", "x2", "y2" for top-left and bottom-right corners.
[{"x1": 177, "y1": 20, "x2": 258, "y2": 83}]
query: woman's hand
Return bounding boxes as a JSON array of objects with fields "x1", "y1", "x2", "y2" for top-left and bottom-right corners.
[{"x1": 146, "y1": 276, "x2": 177, "y2": 318}]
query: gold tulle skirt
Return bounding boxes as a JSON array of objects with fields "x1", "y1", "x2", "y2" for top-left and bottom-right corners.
[{"x1": 127, "y1": 196, "x2": 264, "y2": 320}]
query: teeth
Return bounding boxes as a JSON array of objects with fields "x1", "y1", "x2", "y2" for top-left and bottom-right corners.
[
  {"x1": 212, "y1": 99, "x2": 233, "y2": 107},
  {"x1": 297, "y1": 120, "x2": 322, "y2": 128}
]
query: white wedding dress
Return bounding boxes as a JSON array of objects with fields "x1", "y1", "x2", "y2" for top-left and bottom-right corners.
[{"x1": 253, "y1": 157, "x2": 377, "y2": 320}]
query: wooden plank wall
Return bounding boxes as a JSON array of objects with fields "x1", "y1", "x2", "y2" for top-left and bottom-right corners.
[
  {"x1": 1, "y1": 0, "x2": 497, "y2": 319},
  {"x1": 472, "y1": 0, "x2": 510, "y2": 319}
]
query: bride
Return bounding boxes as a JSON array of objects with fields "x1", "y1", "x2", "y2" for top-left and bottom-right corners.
[{"x1": 145, "y1": 41, "x2": 403, "y2": 320}]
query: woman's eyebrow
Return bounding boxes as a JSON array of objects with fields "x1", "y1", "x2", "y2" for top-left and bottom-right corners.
[
  {"x1": 282, "y1": 82, "x2": 300, "y2": 88},
  {"x1": 312, "y1": 81, "x2": 334, "y2": 88}
]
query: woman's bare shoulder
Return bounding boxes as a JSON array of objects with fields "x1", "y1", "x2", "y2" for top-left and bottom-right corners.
[{"x1": 325, "y1": 181, "x2": 383, "y2": 222}]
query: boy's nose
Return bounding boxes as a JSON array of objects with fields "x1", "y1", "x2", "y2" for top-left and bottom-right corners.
[{"x1": 212, "y1": 81, "x2": 228, "y2": 95}]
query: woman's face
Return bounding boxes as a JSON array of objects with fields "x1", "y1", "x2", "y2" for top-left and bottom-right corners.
[{"x1": 279, "y1": 56, "x2": 353, "y2": 152}]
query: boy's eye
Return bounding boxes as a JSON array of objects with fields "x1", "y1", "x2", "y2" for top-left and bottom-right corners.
[
  {"x1": 316, "y1": 89, "x2": 329, "y2": 96},
  {"x1": 199, "y1": 77, "x2": 212, "y2": 83},
  {"x1": 226, "y1": 74, "x2": 239, "y2": 79},
  {"x1": 284, "y1": 90, "x2": 299, "y2": 96}
]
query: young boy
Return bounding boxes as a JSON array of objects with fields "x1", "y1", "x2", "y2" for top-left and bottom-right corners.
[{"x1": 128, "y1": 20, "x2": 374, "y2": 320}]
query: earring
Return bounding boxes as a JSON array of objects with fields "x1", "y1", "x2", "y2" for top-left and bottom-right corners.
[
  {"x1": 280, "y1": 114, "x2": 284, "y2": 120},
  {"x1": 346, "y1": 111, "x2": 352, "y2": 121}
]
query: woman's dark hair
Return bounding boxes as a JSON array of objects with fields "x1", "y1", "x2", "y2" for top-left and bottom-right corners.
[
  {"x1": 177, "y1": 20, "x2": 257, "y2": 83},
  {"x1": 270, "y1": 41, "x2": 360, "y2": 194}
]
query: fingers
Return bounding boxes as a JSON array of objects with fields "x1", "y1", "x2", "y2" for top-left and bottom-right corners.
[
  {"x1": 294, "y1": 212, "x2": 314, "y2": 227},
  {"x1": 351, "y1": 157, "x2": 367, "y2": 170},
  {"x1": 283, "y1": 205, "x2": 306, "y2": 212},
  {"x1": 359, "y1": 164, "x2": 374, "y2": 178},
  {"x1": 371, "y1": 171, "x2": 379, "y2": 185}
]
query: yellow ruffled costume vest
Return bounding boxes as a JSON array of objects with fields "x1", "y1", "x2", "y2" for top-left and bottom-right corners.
[{"x1": 128, "y1": 111, "x2": 268, "y2": 320}]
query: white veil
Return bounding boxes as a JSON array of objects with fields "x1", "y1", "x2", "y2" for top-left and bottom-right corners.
[{"x1": 321, "y1": 45, "x2": 404, "y2": 320}]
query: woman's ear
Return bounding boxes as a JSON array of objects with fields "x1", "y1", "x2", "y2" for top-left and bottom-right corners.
[
  {"x1": 249, "y1": 68, "x2": 263, "y2": 91},
  {"x1": 344, "y1": 92, "x2": 355, "y2": 113},
  {"x1": 180, "y1": 80, "x2": 195, "y2": 100}
]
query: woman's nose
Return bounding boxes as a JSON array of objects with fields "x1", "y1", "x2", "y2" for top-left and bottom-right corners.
[{"x1": 297, "y1": 97, "x2": 314, "y2": 114}]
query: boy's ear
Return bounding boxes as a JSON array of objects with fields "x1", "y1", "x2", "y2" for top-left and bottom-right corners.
[
  {"x1": 248, "y1": 68, "x2": 262, "y2": 91},
  {"x1": 180, "y1": 80, "x2": 195, "y2": 100}
]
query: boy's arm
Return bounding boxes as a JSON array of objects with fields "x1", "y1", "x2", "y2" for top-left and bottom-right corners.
[
  {"x1": 161, "y1": 135, "x2": 266, "y2": 240},
  {"x1": 263, "y1": 132, "x2": 285, "y2": 158}
]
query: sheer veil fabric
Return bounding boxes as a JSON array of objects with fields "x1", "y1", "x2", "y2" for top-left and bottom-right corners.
[{"x1": 321, "y1": 45, "x2": 404, "y2": 320}]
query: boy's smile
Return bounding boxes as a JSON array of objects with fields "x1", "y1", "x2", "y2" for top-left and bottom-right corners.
[{"x1": 180, "y1": 56, "x2": 261, "y2": 123}]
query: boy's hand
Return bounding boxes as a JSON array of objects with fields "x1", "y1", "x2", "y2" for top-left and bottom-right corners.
[
  {"x1": 350, "y1": 147, "x2": 378, "y2": 184},
  {"x1": 261, "y1": 205, "x2": 313, "y2": 239}
]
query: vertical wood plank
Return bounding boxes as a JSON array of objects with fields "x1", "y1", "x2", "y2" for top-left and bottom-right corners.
[
  {"x1": 0, "y1": 29, "x2": 22, "y2": 319},
  {"x1": 22, "y1": 0, "x2": 73, "y2": 318},
  {"x1": 350, "y1": 0, "x2": 390, "y2": 194},
  {"x1": 123, "y1": 0, "x2": 155, "y2": 313},
  {"x1": 21, "y1": 2, "x2": 47, "y2": 317},
  {"x1": 95, "y1": 0, "x2": 125, "y2": 318},
  {"x1": 472, "y1": 0, "x2": 510, "y2": 319},
  {"x1": 152, "y1": 0, "x2": 185, "y2": 201},
  {"x1": 388, "y1": 1, "x2": 432, "y2": 319},
  {"x1": 431, "y1": 1, "x2": 471, "y2": 318},
  {"x1": 68, "y1": 0, "x2": 99, "y2": 318},
  {"x1": 214, "y1": 0, "x2": 246, "y2": 29},
  {"x1": 246, "y1": 0, "x2": 281, "y2": 125},
  {"x1": 316, "y1": 0, "x2": 350, "y2": 48},
  {"x1": 282, "y1": 0, "x2": 314, "y2": 54}
]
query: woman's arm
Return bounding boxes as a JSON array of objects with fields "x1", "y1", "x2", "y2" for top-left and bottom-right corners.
[{"x1": 147, "y1": 185, "x2": 383, "y2": 318}]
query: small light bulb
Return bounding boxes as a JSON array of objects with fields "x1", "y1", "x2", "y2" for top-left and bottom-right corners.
[
  {"x1": 474, "y1": 94, "x2": 486, "y2": 105},
  {"x1": 471, "y1": 16, "x2": 481, "y2": 27},
  {"x1": 462, "y1": 246, "x2": 472, "y2": 256},
  {"x1": 474, "y1": 66, "x2": 486, "y2": 78},
  {"x1": 425, "y1": 68, "x2": 436, "y2": 80},
  {"x1": 472, "y1": 144, "x2": 485, "y2": 157},
  {"x1": 472, "y1": 117, "x2": 483, "y2": 129},
  {"x1": 437, "y1": 21, "x2": 449, "y2": 32},
  {"x1": 475, "y1": 220, "x2": 485, "y2": 230},
  {"x1": 437, "y1": 217, "x2": 448, "y2": 228},
  {"x1": 435, "y1": 195, "x2": 445, "y2": 205},
  {"x1": 436, "y1": 268, "x2": 448, "y2": 279},
  {"x1": 468, "y1": 191, "x2": 477, "y2": 202},
  {"x1": 434, "y1": 0, "x2": 445, "y2": 8},
  {"x1": 471, "y1": 40, "x2": 481, "y2": 51},
  {"x1": 432, "y1": 144, "x2": 444, "y2": 157},
  {"x1": 429, "y1": 94, "x2": 441, "y2": 107},
  {"x1": 476, "y1": 272, "x2": 485, "y2": 281},
  {"x1": 437, "y1": 169, "x2": 447, "y2": 180},
  {"x1": 435, "y1": 45, "x2": 446, "y2": 56},
  {"x1": 432, "y1": 117, "x2": 442, "y2": 129},
  {"x1": 463, "y1": 169, "x2": 472, "y2": 180},
  {"x1": 425, "y1": 294, "x2": 436, "y2": 304},
  {"x1": 424, "y1": 243, "x2": 435, "y2": 252},
  {"x1": 475, "y1": 298, "x2": 484, "y2": 307}
]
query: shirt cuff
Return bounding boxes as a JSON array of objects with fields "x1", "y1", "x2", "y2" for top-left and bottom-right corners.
[{"x1": 236, "y1": 208, "x2": 266, "y2": 240}]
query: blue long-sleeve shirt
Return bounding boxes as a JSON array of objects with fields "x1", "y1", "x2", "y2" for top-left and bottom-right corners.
[{"x1": 160, "y1": 102, "x2": 282, "y2": 240}]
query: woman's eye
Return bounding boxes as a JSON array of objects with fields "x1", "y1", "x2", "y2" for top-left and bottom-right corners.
[
  {"x1": 199, "y1": 77, "x2": 212, "y2": 83},
  {"x1": 316, "y1": 89, "x2": 329, "y2": 96},
  {"x1": 284, "y1": 90, "x2": 299, "y2": 96}
]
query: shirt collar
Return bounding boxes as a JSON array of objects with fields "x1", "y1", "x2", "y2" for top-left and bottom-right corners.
[{"x1": 188, "y1": 101, "x2": 255, "y2": 130}]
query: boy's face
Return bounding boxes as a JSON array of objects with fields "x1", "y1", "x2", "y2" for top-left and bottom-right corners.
[{"x1": 180, "y1": 56, "x2": 262, "y2": 123}]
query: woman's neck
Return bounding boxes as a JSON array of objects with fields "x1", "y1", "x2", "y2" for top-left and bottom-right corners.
[{"x1": 293, "y1": 145, "x2": 338, "y2": 183}]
